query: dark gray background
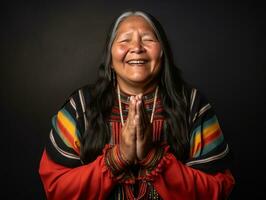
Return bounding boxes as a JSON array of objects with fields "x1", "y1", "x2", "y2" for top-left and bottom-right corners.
[{"x1": 1, "y1": 0, "x2": 265, "y2": 199}]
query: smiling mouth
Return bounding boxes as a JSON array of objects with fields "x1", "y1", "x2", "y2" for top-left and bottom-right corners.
[{"x1": 126, "y1": 59, "x2": 148, "y2": 65}]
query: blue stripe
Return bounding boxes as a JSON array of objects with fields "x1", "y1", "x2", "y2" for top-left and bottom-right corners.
[
  {"x1": 60, "y1": 108, "x2": 81, "y2": 138},
  {"x1": 191, "y1": 115, "x2": 218, "y2": 138},
  {"x1": 201, "y1": 133, "x2": 224, "y2": 155},
  {"x1": 52, "y1": 115, "x2": 58, "y2": 132},
  {"x1": 190, "y1": 115, "x2": 220, "y2": 156}
]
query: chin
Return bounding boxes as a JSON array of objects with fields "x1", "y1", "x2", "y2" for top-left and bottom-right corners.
[
  {"x1": 129, "y1": 75, "x2": 149, "y2": 82},
  {"x1": 129, "y1": 76, "x2": 153, "y2": 85}
]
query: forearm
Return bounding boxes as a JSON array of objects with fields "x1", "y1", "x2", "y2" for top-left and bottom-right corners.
[
  {"x1": 152, "y1": 153, "x2": 235, "y2": 200},
  {"x1": 39, "y1": 150, "x2": 117, "y2": 200}
]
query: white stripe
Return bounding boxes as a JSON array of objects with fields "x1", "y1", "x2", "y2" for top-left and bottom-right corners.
[
  {"x1": 70, "y1": 97, "x2": 77, "y2": 111},
  {"x1": 192, "y1": 103, "x2": 211, "y2": 122},
  {"x1": 78, "y1": 89, "x2": 86, "y2": 113},
  {"x1": 190, "y1": 88, "x2": 197, "y2": 111},
  {"x1": 185, "y1": 144, "x2": 229, "y2": 166},
  {"x1": 78, "y1": 89, "x2": 88, "y2": 129},
  {"x1": 198, "y1": 103, "x2": 211, "y2": 116},
  {"x1": 70, "y1": 97, "x2": 79, "y2": 118},
  {"x1": 49, "y1": 130, "x2": 80, "y2": 160},
  {"x1": 189, "y1": 88, "x2": 197, "y2": 123}
]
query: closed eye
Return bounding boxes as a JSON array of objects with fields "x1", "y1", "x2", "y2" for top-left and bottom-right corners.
[
  {"x1": 142, "y1": 36, "x2": 157, "y2": 42},
  {"x1": 143, "y1": 38, "x2": 154, "y2": 41},
  {"x1": 119, "y1": 39, "x2": 130, "y2": 43}
]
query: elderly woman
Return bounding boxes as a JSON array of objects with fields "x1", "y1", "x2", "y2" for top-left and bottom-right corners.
[{"x1": 39, "y1": 11, "x2": 235, "y2": 200}]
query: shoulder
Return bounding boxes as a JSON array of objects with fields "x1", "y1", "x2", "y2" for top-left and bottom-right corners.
[
  {"x1": 63, "y1": 84, "x2": 93, "y2": 114},
  {"x1": 183, "y1": 83, "x2": 210, "y2": 107},
  {"x1": 69, "y1": 84, "x2": 93, "y2": 104},
  {"x1": 183, "y1": 83, "x2": 213, "y2": 125},
  {"x1": 58, "y1": 84, "x2": 94, "y2": 136}
]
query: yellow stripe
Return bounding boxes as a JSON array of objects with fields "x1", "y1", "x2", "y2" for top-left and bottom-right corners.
[
  {"x1": 192, "y1": 122, "x2": 220, "y2": 156},
  {"x1": 57, "y1": 111, "x2": 80, "y2": 149},
  {"x1": 53, "y1": 116, "x2": 71, "y2": 147}
]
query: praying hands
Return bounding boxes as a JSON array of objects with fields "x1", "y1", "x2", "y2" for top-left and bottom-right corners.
[{"x1": 119, "y1": 94, "x2": 153, "y2": 165}]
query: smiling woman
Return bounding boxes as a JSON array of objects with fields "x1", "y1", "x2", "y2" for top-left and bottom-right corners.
[
  {"x1": 39, "y1": 10, "x2": 235, "y2": 200},
  {"x1": 111, "y1": 15, "x2": 162, "y2": 94}
]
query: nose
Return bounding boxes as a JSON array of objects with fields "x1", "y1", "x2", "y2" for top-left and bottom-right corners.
[{"x1": 129, "y1": 38, "x2": 145, "y2": 54}]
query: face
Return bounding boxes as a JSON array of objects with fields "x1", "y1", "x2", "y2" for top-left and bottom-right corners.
[{"x1": 111, "y1": 15, "x2": 162, "y2": 92}]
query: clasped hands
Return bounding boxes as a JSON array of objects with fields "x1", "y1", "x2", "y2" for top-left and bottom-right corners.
[{"x1": 119, "y1": 94, "x2": 153, "y2": 165}]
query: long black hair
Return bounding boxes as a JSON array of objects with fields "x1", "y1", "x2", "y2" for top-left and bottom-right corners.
[{"x1": 80, "y1": 11, "x2": 190, "y2": 163}]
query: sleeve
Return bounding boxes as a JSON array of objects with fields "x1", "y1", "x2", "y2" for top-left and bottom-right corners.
[
  {"x1": 39, "y1": 87, "x2": 117, "y2": 200},
  {"x1": 44, "y1": 92, "x2": 83, "y2": 168},
  {"x1": 152, "y1": 152, "x2": 235, "y2": 200},
  {"x1": 185, "y1": 88, "x2": 232, "y2": 173},
  {"x1": 146, "y1": 88, "x2": 235, "y2": 199},
  {"x1": 39, "y1": 150, "x2": 117, "y2": 200}
]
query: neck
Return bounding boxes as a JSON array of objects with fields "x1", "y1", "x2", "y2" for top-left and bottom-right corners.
[
  {"x1": 117, "y1": 83, "x2": 159, "y2": 126},
  {"x1": 117, "y1": 79, "x2": 159, "y2": 96}
]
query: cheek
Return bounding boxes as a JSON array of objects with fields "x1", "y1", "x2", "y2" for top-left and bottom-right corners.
[
  {"x1": 112, "y1": 45, "x2": 128, "y2": 61},
  {"x1": 149, "y1": 44, "x2": 162, "y2": 62}
]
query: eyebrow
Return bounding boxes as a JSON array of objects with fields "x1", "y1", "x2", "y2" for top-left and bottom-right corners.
[
  {"x1": 116, "y1": 31, "x2": 156, "y2": 38},
  {"x1": 141, "y1": 32, "x2": 155, "y2": 36},
  {"x1": 116, "y1": 32, "x2": 132, "y2": 38}
]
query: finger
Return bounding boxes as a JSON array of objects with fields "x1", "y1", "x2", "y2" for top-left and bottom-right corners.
[
  {"x1": 136, "y1": 94, "x2": 147, "y2": 127},
  {"x1": 128, "y1": 96, "x2": 136, "y2": 126},
  {"x1": 140, "y1": 99, "x2": 149, "y2": 126},
  {"x1": 134, "y1": 95, "x2": 141, "y2": 133},
  {"x1": 135, "y1": 114, "x2": 144, "y2": 140},
  {"x1": 136, "y1": 97, "x2": 141, "y2": 118}
]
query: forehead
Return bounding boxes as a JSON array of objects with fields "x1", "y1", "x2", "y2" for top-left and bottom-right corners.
[{"x1": 116, "y1": 15, "x2": 155, "y2": 33}]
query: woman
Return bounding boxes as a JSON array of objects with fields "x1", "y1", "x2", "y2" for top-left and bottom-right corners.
[{"x1": 39, "y1": 11, "x2": 235, "y2": 199}]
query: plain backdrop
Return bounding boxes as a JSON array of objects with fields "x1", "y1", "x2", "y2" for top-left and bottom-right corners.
[{"x1": 1, "y1": 0, "x2": 265, "y2": 199}]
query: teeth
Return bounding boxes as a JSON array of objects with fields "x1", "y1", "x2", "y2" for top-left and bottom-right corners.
[{"x1": 127, "y1": 60, "x2": 146, "y2": 64}]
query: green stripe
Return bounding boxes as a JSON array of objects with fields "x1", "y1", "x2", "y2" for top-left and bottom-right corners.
[
  {"x1": 191, "y1": 115, "x2": 218, "y2": 138},
  {"x1": 203, "y1": 116, "x2": 218, "y2": 129},
  {"x1": 52, "y1": 115, "x2": 57, "y2": 131},
  {"x1": 201, "y1": 133, "x2": 224, "y2": 155},
  {"x1": 193, "y1": 131, "x2": 224, "y2": 157},
  {"x1": 60, "y1": 108, "x2": 81, "y2": 138},
  {"x1": 61, "y1": 108, "x2": 76, "y2": 125},
  {"x1": 190, "y1": 115, "x2": 220, "y2": 155}
]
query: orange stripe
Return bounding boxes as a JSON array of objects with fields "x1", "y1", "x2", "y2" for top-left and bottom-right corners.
[
  {"x1": 57, "y1": 118, "x2": 80, "y2": 154},
  {"x1": 191, "y1": 138, "x2": 202, "y2": 157},
  {"x1": 192, "y1": 122, "x2": 220, "y2": 155},
  {"x1": 204, "y1": 129, "x2": 222, "y2": 146},
  {"x1": 192, "y1": 128, "x2": 222, "y2": 157}
]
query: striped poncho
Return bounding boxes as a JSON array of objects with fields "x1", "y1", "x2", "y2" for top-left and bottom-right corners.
[{"x1": 39, "y1": 85, "x2": 234, "y2": 200}]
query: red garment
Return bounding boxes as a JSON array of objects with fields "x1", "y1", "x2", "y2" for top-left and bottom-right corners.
[
  {"x1": 39, "y1": 150, "x2": 234, "y2": 200},
  {"x1": 152, "y1": 153, "x2": 235, "y2": 200},
  {"x1": 39, "y1": 151, "x2": 117, "y2": 200}
]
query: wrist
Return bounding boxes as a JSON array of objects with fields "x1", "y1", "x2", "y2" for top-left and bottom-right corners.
[
  {"x1": 138, "y1": 147, "x2": 164, "y2": 170},
  {"x1": 105, "y1": 145, "x2": 130, "y2": 176},
  {"x1": 119, "y1": 146, "x2": 134, "y2": 166}
]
